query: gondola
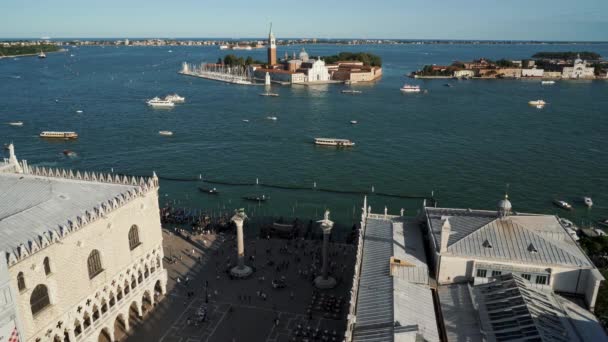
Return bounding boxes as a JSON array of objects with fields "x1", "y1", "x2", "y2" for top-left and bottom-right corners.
[
  {"x1": 242, "y1": 195, "x2": 268, "y2": 202},
  {"x1": 198, "y1": 187, "x2": 219, "y2": 195}
]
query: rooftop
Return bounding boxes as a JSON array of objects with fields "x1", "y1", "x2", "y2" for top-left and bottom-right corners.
[
  {"x1": 352, "y1": 215, "x2": 438, "y2": 342},
  {"x1": 425, "y1": 206, "x2": 593, "y2": 268},
  {"x1": 0, "y1": 145, "x2": 156, "y2": 266}
]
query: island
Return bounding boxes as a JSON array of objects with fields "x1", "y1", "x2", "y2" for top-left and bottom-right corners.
[
  {"x1": 0, "y1": 43, "x2": 60, "y2": 58},
  {"x1": 411, "y1": 51, "x2": 608, "y2": 80},
  {"x1": 180, "y1": 26, "x2": 383, "y2": 85}
]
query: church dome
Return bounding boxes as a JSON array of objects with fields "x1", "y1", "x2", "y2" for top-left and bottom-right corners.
[
  {"x1": 299, "y1": 48, "x2": 309, "y2": 62},
  {"x1": 497, "y1": 194, "x2": 512, "y2": 215}
]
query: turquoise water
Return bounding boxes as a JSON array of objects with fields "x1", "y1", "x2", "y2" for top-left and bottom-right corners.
[{"x1": 1, "y1": 43, "x2": 608, "y2": 228}]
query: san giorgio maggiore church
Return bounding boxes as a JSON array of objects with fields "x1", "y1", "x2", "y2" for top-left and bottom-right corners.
[{"x1": 0, "y1": 145, "x2": 167, "y2": 342}]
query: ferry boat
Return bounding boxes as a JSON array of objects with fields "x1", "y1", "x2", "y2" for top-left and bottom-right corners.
[
  {"x1": 164, "y1": 94, "x2": 185, "y2": 103},
  {"x1": 541, "y1": 80, "x2": 556, "y2": 85},
  {"x1": 583, "y1": 196, "x2": 593, "y2": 207},
  {"x1": 553, "y1": 199, "x2": 573, "y2": 211},
  {"x1": 400, "y1": 84, "x2": 421, "y2": 93},
  {"x1": 259, "y1": 92, "x2": 279, "y2": 97},
  {"x1": 8, "y1": 121, "x2": 23, "y2": 126},
  {"x1": 314, "y1": 138, "x2": 355, "y2": 147},
  {"x1": 38, "y1": 51, "x2": 46, "y2": 59},
  {"x1": 199, "y1": 187, "x2": 219, "y2": 195},
  {"x1": 158, "y1": 131, "x2": 173, "y2": 136},
  {"x1": 341, "y1": 90, "x2": 362, "y2": 94},
  {"x1": 528, "y1": 100, "x2": 546, "y2": 107},
  {"x1": 147, "y1": 97, "x2": 175, "y2": 108},
  {"x1": 40, "y1": 131, "x2": 78, "y2": 140}
]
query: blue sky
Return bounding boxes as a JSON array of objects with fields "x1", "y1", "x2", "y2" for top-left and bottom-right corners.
[{"x1": 1, "y1": 0, "x2": 606, "y2": 40}]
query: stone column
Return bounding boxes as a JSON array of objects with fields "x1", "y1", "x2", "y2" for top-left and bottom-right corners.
[
  {"x1": 315, "y1": 210, "x2": 337, "y2": 289},
  {"x1": 230, "y1": 208, "x2": 253, "y2": 278}
]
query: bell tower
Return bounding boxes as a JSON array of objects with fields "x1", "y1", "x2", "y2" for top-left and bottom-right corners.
[{"x1": 267, "y1": 23, "x2": 277, "y2": 66}]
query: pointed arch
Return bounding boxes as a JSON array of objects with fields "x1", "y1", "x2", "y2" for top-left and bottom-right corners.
[{"x1": 30, "y1": 284, "x2": 51, "y2": 316}]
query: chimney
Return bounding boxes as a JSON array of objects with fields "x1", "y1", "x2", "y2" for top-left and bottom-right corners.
[{"x1": 440, "y1": 218, "x2": 451, "y2": 253}]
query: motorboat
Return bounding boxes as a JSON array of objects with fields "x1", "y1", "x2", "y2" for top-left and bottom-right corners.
[
  {"x1": 400, "y1": 84, "x2": 421, "y2": 93},
  {"x1": 40, "y1": 131, "x2": 78, "y2": 140},
  {"x1": 63, "y1": 150, "x2": 77, "y2": 157},
  {"x1": 559, "y1": 218, "x2": 576, "y2": 228},
  {"x1": 76, "y1": 110, "x2": 83, "y2": 113},
  {"x1": 350, "y1": 120, "x2": 358, "y2": 124},
  {"x1": 8, "y1": 121, "x2": 23, "y2": 126},
  {"x1": 314, "y1": 138, "x2": 355, "y2": 147},
  {"x1": 158, "y1": 131, "x2": 173, "y2": 136},
  {"x1": 541, "y1": 80, "x2": 555, "y2": 85},
  {"x1": 242, "y1": 194, "x2": 268, "y2": 202},
  {"x1": 164, "y1": 94, "x2": 185, "y2": 103},
  {"x1": 553, "y1": 199, "x2": 573, "y2": 211},
  {"x1": 583, "y1": 196, "x2": 593, "y2": 207},
  {"x1": 528, "y1": 100, "x2": 546, "y2": 107},
  {"x1": 198, "y1": 187, "x2": 219, "y2": 195},
  {"x1": 147, "y1": 97, "x2": 175, "y2": 108},
  {"x1": 38, "y1": 51, "x2": 46, "y2": 59},
  {"x1": 259, "y1": 92, "x2": 279, "y2": 97},
  {"x1": 266, "y1": 116, "x2": 278, "y2": 121},
  {"x1": 341, "y1": 90, "x2": 362, "y2": 94},
  {"x1": 242, "y1": 119, "x2": 250, "y2": 123}
]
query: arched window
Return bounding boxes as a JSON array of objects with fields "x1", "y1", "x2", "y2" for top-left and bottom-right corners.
[
  {"x1": 43, "y1": 257, "x2": 51, "y2": 275},
  {"x1": 17, "y1": 272, "x2": 26, "y2": 291},
  {"x1": 30, "y1": 284, "x2": 51, "y2": 315},
  {"x1": 87, "y1": 250, "x2": 103, "y2": 279},
  {"x1": 128, "y1": 225, "x2": 141, "y2": 250}
]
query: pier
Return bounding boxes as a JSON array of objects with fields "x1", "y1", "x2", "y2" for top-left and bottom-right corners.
[{"x1": 180, "y1": 62, "x2": 258, "y2": 85}]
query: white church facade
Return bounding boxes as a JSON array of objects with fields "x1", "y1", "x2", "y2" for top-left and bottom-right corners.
[
  {"x1": 0, "y1": 145, "x2": 167, "y2": 342},
  {"x1": 562, "y1": 55, "x2": 596, "y2": 79}
]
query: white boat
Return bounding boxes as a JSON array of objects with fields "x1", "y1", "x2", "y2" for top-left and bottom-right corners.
[
  {"x1": 350, "y1": 120, "x2": 358, "y2": 124},
  {"x1": 314, "y1": 138, "x2": 355, "y2": 147},
  {"x1": 259, "y1": 92, "x2": 279, "y2": 97},
  {"x1": 158, "y1": 131, "x2": 173, "y2": 136},
  {"x1": 147, "y1": 97, "x2": 175, "y2": 108},
  {"x1": 553, "y1": 199, "x2": 572, "y2": 211},
  {"x1": 541, "y1": 80, "x2": 555, "y2": 85},
  {"x1": 266, "y1": 116, "x2": 278, "y2": 121},
  {"x1": 164, "y1": 94, "x2": 185, "y2": 103},
  {"x1": 583, "y1": 196, "x2": 593, "y2": 207},
  {"x1": 76, "y1": 110, "x2": 83, "y2": 113},
  {"x1": 38, "y1": 51, "x2": 46, "y2": 59},
  {"x1": 8, "y1": 121, "x2": 23, "y2": 126},
  {"x1": 341, "y1": 90, "x2": 362, "y2": 94},
  {"x1": 528, "y1": 100, "x2": 546, "y2": 106},
  {"x1": 40, "y1": 131, "x2": 78, "y2": 139},
  {"x1": 400, "y1": 84, "x2": 421, "y2": 93},
  {"x1": 242, "y1": 119, "x2": 250, "y2": 123}
]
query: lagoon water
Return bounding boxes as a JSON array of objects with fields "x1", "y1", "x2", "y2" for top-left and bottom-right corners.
[{"x1": 1, "y1": 43, "x2": 608, "y2": 229}]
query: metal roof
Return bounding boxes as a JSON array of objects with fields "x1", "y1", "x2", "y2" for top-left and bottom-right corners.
[
  {"x1": 438, "y1": 284, "x2": 483, "y2": 342},
  {"x1": 0, "y1": 172, "x2": 137, "y2": 256},
  {"x1": 426, "y1": 208, "x2": 592, "y2": 268},
  {"x1": 353, "y1": 217, "x2": 439, "y2": 342}
]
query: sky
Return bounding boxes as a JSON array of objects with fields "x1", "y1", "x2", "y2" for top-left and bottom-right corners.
[{"x1": 1, "y1": 0, "x2": 607, "y2": 41}]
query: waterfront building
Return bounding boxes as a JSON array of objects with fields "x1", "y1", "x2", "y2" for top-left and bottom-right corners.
[
  {"x1": 562, "y1": 54, "x2": 595, "y2": 79},
  {"x1": 330, "y1": 62, "x2": 382, "y2": 83},
  {"x1": 496, "y1": 68, "x2": 522, "y2": 78},
  {"x1": 253, "y1": 68, "x2": 306, "y2": 84},
  {"x1": 453, "y1": 69, "x2": 475, "y2": 78},
  {"x1": 424, "y1": 195, "x2": 604, "y2": 311},
  {"x1": 267, "y1": 24, "x2": 277, "y2": 66},
  {"x1": 0, "y1": 145, "x2": 167, "y2": 342},
  {"x1": 300, "y1": 57, "x2": 330, "y2": 82},
  {"x1": 522, "y1": 67, "x2": 545, "y2": 77}
]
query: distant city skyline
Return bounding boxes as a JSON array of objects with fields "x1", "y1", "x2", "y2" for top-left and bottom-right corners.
[{"x1": 1, "y1": 0, "x2": 607, "y2": 41}]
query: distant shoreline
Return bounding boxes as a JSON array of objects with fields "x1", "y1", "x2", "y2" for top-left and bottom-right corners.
[{"x1": 0, "y1": 48, "x2": 66, "y2": 59}]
